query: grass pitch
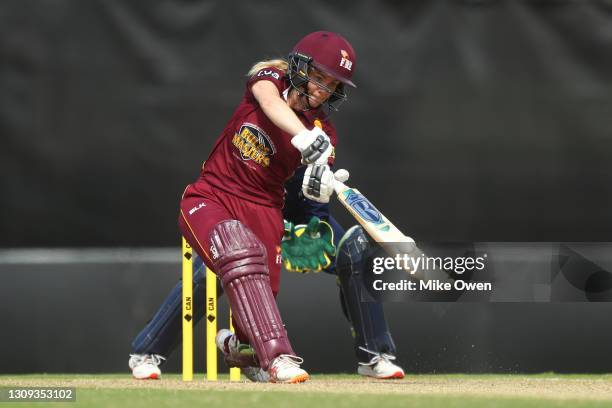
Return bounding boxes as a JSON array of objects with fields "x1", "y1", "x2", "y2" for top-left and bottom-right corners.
[{"x1": 1, "y1": 373, "x2": 611, "y2": 408}]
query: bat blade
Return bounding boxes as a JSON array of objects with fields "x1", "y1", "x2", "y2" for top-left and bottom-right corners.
[
  {"x1": 333, "y1": 180, "x2": 416, "y2": 244},
  {"x1": 333, "y1": 179, "x2": 429, "y2": 277}
]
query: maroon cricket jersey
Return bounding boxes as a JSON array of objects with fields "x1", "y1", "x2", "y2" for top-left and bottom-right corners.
[{"x1": 197, "y1": 66, "x2": 337, "y2": 208}]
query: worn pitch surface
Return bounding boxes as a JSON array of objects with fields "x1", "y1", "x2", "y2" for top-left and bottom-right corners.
[{"x1": 1, "y1": 374, "x2": 611, "y2": 407}]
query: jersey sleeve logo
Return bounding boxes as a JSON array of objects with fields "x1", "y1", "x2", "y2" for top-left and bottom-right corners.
[
  {"x1": 257, "y1": 69, "x2": 281, "y2": 80},
  {"x1": 232, "y1": 123, "x2": 276, "y2": 168}
]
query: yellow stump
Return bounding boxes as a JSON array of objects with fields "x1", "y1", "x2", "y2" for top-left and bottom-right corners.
[
  {"x1": 182, "y1": 239, "x2": 240, "y2": 382},
  {"x1": 206, "y1": 267, "x2": 218, "y2": 381},
  {"x1": 229, "y1": 309, "x2": 241, "y2": 381},
  {"x1": 181, "y1": 238, "x2": 193, "y2": 381}
]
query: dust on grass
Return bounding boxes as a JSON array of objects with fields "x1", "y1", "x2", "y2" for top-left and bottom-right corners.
[{"x1": 1, "y1": 376, "x2": 611, "y2": 401}]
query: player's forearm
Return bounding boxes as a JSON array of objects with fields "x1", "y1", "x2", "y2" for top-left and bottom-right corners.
[
  {"x1": 257, "y1": 94, "x2": 306, "y2": 135},
  {"x1": 252, "y1": 80, "x2": 331, "y2": 164}
]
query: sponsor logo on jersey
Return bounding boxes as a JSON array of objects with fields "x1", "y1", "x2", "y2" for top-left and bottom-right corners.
[
  {"x1": 257, "y1": 69, "x2": 280, "y2": 80},
  {"x1": 232, "y1": 123, "x2": 276, "y2": 167},
  {"x1": 340, "y1": 49, "x2": 353, "y2": 71},
  {"x1": 188, "y1": 202, "x2": 206, "y2": 215}
]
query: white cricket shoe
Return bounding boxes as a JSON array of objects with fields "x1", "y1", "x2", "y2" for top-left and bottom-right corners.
[
  {"x1": 128, "y1": 354, "x2": 165, "y2": 380},
  {"x1": 268, "y1": 355, "x2": 309, "y2": 383},
  {"x1": 215, "y1": 329, "x2": 269, "y2": 382},
  {"x1": 357, "y1": 351, "x2": 405, "y2": 379}
]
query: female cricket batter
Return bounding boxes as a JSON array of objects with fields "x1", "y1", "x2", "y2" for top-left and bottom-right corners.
[
  {"x1": 130, "y1": 31, "x2": 404, "y2": 383},
  {"x1": 147, "y1": 31, "x2": 350, "y2": 384}
]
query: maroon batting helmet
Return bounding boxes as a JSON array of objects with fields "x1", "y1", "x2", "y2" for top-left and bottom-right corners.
[
  {"x1": 292, "y1": 31, "x2": 356, "y2": 88},
  {"x1": 287, "y1": 31, "x2": 356, "y2": 113}
]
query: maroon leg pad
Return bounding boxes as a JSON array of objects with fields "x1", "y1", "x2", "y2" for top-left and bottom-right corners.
[{"x1": 210, "y1": 220, "x2": 294, "y2": 370}]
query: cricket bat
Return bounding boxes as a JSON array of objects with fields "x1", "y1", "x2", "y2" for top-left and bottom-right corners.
[{"x1": 333, "y1": 173, "x2": 424, "y2": 277}]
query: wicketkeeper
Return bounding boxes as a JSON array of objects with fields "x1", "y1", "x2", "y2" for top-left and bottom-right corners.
[{"x1": 282, "y1": 176, "x2": 405, "y2": 380}]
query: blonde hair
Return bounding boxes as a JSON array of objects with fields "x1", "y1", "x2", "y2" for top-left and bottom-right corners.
[{"x1": 247, "y1": 59, "x2": 288, "y2": 77}]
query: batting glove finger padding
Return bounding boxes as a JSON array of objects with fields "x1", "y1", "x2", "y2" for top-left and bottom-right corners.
[
  {"x1": 291, "y1": 128, "x2": 332, "y2": 165},
  {"x1": 302, "y1": 164, "x2": 336, "y2": 203}
]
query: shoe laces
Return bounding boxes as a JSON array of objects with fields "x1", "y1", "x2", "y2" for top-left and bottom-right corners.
[
  {"x1": 272, "y1": 354, "x2": 304, "y2": 370},
  {"x1": 130, "y1": 354, "x2": 166, "y2": 366},
  {"x1": 357, "y1": 347, "x2": 396, "y2": 366}
]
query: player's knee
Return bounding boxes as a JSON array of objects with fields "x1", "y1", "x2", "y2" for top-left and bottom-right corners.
[
  {"x1": 209, "y1": 220, "x2": 268, "y2": 285},
  {"x1": 336, "y1": 225, "x2": 370, "y2": 277}
]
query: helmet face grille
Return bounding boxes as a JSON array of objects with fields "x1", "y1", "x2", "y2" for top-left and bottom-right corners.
[{"x1": 286, "y1": 53, "x2": 348, "y2": 116}]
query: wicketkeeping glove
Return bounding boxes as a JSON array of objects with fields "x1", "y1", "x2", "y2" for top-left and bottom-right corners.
[{"x1": 281, "y1": 216, "x2": 336, "y2": 273}]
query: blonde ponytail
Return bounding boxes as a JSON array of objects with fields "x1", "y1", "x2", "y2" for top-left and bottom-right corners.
[{"x1": 247, "y1": 59, "x2": 288, "y2": 77}]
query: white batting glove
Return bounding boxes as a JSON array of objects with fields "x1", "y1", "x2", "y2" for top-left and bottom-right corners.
[
  {"x1": 302, "y1": 164, "x2": 339, "y2": 203},
  {"x1": 291, "y1": 128, "x2": 333, "y2": 165}
]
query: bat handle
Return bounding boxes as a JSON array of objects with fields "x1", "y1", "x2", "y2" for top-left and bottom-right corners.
[
  {"x1": 332, "y1": 178, "x2": 348, "y2": 195},
  {"x1": 333, "y1": 169, "x2": 350, "y2": 195}
]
